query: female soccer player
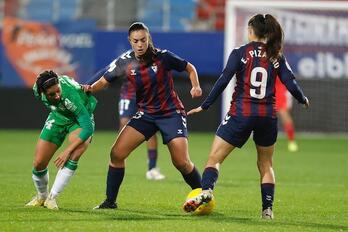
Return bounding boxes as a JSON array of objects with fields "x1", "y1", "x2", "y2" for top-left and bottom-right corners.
[
  {"x1": 26, "y1": 70, "x2": 97, "y2": 210},
  {"x1": 85, "y1": 22, "x2": 202, "y2": 209},
  {"x1": 183, "y1": 14, "x2": 309, "y2": 219},
  {"x1": 90, "y1": 66, "x2": 165, "y2": 180},
  {"x1": 275, "y1": 77, "x2": 298, "y2": 152}
]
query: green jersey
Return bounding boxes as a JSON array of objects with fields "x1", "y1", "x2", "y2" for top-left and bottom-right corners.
[{"x1": 33, "y1": 75, "x2": 97, "y2": 141}]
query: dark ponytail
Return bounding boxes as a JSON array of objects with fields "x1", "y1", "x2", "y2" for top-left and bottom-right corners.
[
  {"x1": 128, "y1": 22, "x2": 157, "y2": 65},
  {"x1": 248, "y1": 14, "x2": 284, "y2": 60}
]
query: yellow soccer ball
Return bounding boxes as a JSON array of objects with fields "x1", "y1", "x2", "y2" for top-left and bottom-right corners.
[{"x1": 186, "y1": 188, "x2": 216, "y2": 215}]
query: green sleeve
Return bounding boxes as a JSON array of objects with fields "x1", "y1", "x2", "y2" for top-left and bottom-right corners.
[
  {"x1": 63, "y1": 95, "x2": 94, "y2": 141},
  {"x1": 76, "y1": 110, "x2": 94, "y2": 141}
]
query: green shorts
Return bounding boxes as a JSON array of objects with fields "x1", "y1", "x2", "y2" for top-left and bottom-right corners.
[{"x1": 39, "y1": 113, "x2": 95, "y2": 146}]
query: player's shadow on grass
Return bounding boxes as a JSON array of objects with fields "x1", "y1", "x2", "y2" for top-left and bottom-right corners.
[
  {"x1": 66, "y1": 208, "x2": 347, "y2": 231},
  {"x1": 207, "y1": 212, "x2": 348, "y2": 231},
  {"x1": 8, "y1": 207, "x2": 348, "y2": 231}
]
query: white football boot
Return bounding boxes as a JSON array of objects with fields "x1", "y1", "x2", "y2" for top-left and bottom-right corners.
[
  {"x1": 25, "y1": 195, "x2": 46, "y2": 207},
  {"x1": 146, "y1": 168, "x2": 165, "y2": 180},
  {"x1": 261, "y1": 207, "x2": 274, "y2": 219},
  {"x1": 183, "y1": 189, "x2": 213, "y2": 213},
  {"x1": 44, "y1": 194, "x2": 58, "y2": 210}
]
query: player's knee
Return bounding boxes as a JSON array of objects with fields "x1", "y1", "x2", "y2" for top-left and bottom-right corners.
[
  {"x1": 172, "y1": 158, "x2": 192, "y2": 173},
  {"x1": 33, "y1": 160, "x2": 47, "y2": 171},
  {"x1": 257, "y1": 160, "x2": 273, "y2": 172},
  {"x1": 110, "y1": 148, "x2": 126, "y2": 163}
]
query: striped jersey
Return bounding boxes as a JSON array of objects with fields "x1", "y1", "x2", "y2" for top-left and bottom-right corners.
[
  {"x1": 201, "y1": 41, "x2": 306, "y2": 118},
  {"x1": 104, "y1": 49, "x2": 188, "y2": 117}
]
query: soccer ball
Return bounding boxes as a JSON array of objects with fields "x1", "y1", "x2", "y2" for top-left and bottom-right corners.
[{"x1": 186, "y1": 188, "x2": 216, "y2": 215}]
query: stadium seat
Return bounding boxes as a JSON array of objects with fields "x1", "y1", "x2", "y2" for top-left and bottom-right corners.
[{"x1": 138, "y1": 0, "x2": 196, "y2": 31}]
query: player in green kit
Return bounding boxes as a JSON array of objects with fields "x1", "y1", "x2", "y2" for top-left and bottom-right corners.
[{"x1": 25, "y1": 70, "x2": 97, "y2": 210}]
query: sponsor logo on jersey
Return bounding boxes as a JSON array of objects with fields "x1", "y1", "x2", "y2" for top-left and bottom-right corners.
[{"x1": 64, "y1": 98, "x2": 77, "y2": 111}]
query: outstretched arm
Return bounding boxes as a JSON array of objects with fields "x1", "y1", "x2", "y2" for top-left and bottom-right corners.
[
  {"x1": 89, "y1": 76, "x2": 109, "y2": 93},
  {"x1": 186, "y1": 62, "x2": 202, "y2": 98}
]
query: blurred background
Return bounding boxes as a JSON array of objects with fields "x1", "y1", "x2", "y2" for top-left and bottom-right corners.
[{"x1": 0, "y1": 0, "x2": 347, "y2": 135}]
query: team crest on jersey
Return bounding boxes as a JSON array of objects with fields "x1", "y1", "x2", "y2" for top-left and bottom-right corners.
[
  {"x1": 151, "y1": 65, "x2": 158, "y2": 73},
  {"x1": 50, "y1": 105, "x2": 57, "y2": 111}
]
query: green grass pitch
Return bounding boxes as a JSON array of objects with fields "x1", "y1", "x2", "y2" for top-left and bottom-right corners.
[{"x1": 0, "y1": 130, "x2": 347, "y2": 231}]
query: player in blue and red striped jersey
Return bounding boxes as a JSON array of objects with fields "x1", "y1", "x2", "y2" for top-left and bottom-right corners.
[
  {"x1": 90, "y1": 66, "x2": 165, "y2": 180},
  {"x1": 84, "y1": 22, "x2": 203, "y2": 209},
  {"x1": 183, "y1": 14, "x2": 309, "y2": 219}
]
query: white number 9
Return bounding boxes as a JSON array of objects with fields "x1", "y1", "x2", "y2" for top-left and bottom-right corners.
[{"x1": 250, "y1": 67, "x2": 267, "y2": 99}]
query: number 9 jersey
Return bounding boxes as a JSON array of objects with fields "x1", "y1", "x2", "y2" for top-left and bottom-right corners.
[{"x1": 201, "y1": 41, "x2": 307, "y2": 118}]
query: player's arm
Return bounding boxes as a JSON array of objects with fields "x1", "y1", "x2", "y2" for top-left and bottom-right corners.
[
  {"x1": 278, "y1": 56, "x2": 309, "y2": 108},
  {"x1": 186, "y1": 62, "x2": 202, "y2": 98},
  {"x1": 199, "y1": 49, "x2": 239, "y2": 110},
  {"x1": 54, "y1": 98, "x2": 94, "y2": 168},
  {"x1": 164, "y1": 50, "x2": 202, "y2": 98},
  {"x1": 84, "y1": 58, "x2": 121, "y2": 93}
]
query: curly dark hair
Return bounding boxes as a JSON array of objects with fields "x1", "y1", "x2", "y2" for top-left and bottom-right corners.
[{"x1": 36, "y1": 70, "x2": 59, "y2": 94}]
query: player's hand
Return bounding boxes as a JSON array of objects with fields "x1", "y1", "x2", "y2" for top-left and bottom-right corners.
[
  {"x1": 81, "y1": 84, "x2": 92, "y2": 93},
  {"x1": 190, "y1": 86, "x2": 202, "y2": 98},
  {"x1": 303, "y1": 97, "x2": 309, "y2": 109},
  {"x1": 187, "y1": 106, "x2": 203, "y2": 116},
  {"x1": 54, "y1": 150, "x2": 71, "y2": 169}
]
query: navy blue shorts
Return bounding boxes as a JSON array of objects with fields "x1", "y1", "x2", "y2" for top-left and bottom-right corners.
[
  {"x1": 127, "y1": 111, "x2": 188, "y2": 144},
  {"x1": 118, "y1": 98, "x2": 137, "y2": 118},
  {"x1": 216, "y1": 114, "x2": 278, "y2": 148}
]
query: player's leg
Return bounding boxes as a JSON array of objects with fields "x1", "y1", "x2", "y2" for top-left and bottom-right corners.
[
  {"x1": 201, "y1": 115, "x2": 251, "y2": 192},
  {"x1": 167, "y1": 137, "x2": 201, "y2": 188},
  {"x1": 183, "y1": 136, "x2": 235, "y2": 212},
  {"x1": 278, "y1": 109, "x2": 297, "y2": 152},
  {"x1": 276, "y1": 88, "x2": 297, "y2": 152},
  {"x1": 156, "y1": 114, "x2": 200, "y2": 189},
  {"x1": 256, "y1": 145, "x2": 275, "y2": 219},
  {"x1": 95, "y1": 113, "x2": 154, "y2": 209},
  {"x1": 26, "y1": 115, "x2": 63, "y2": 207},
  {"x1": 26, "y1": 139, "x2": 58, "y2": 207},
  {"x1": 183, "y1": 114, "x2": 251, "y2": 213},
  {"x1": 146, "y1": 134, "x2": 165, "y2": 180},
  {"x1": 253, "y1": 117, "x2": 277, "y2": 219},
  {"x1": 46, "y1": 127, "x2": 91, "y2": 209}
]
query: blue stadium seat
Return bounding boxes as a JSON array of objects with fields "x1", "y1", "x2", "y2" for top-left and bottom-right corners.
[
  {"x1": 23, "y1": 0, "x2": 78, "y2": 22},
  {"x1": 138, "y1": 0, "x2": 196, "y2": 31},
  {"x1": 24, "y1": 0, "x2": 54, "y2": 22}
]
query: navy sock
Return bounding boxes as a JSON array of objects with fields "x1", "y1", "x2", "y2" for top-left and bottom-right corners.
[
  {"x1": 106, "y1": 166, "x2": 125, "y2": 203},
  {"x1": 261, "y1": 183, "x2": 275, "y2": 210},
  {"x1": 182, "y1": 166, "x2": 202, "y2": 189},
  {"x1": 148, "y1": 149, "x2": 157, "y2": 170},
  {"x1": 201, "y1": 167, "x2": 219, "y2": 190}
]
